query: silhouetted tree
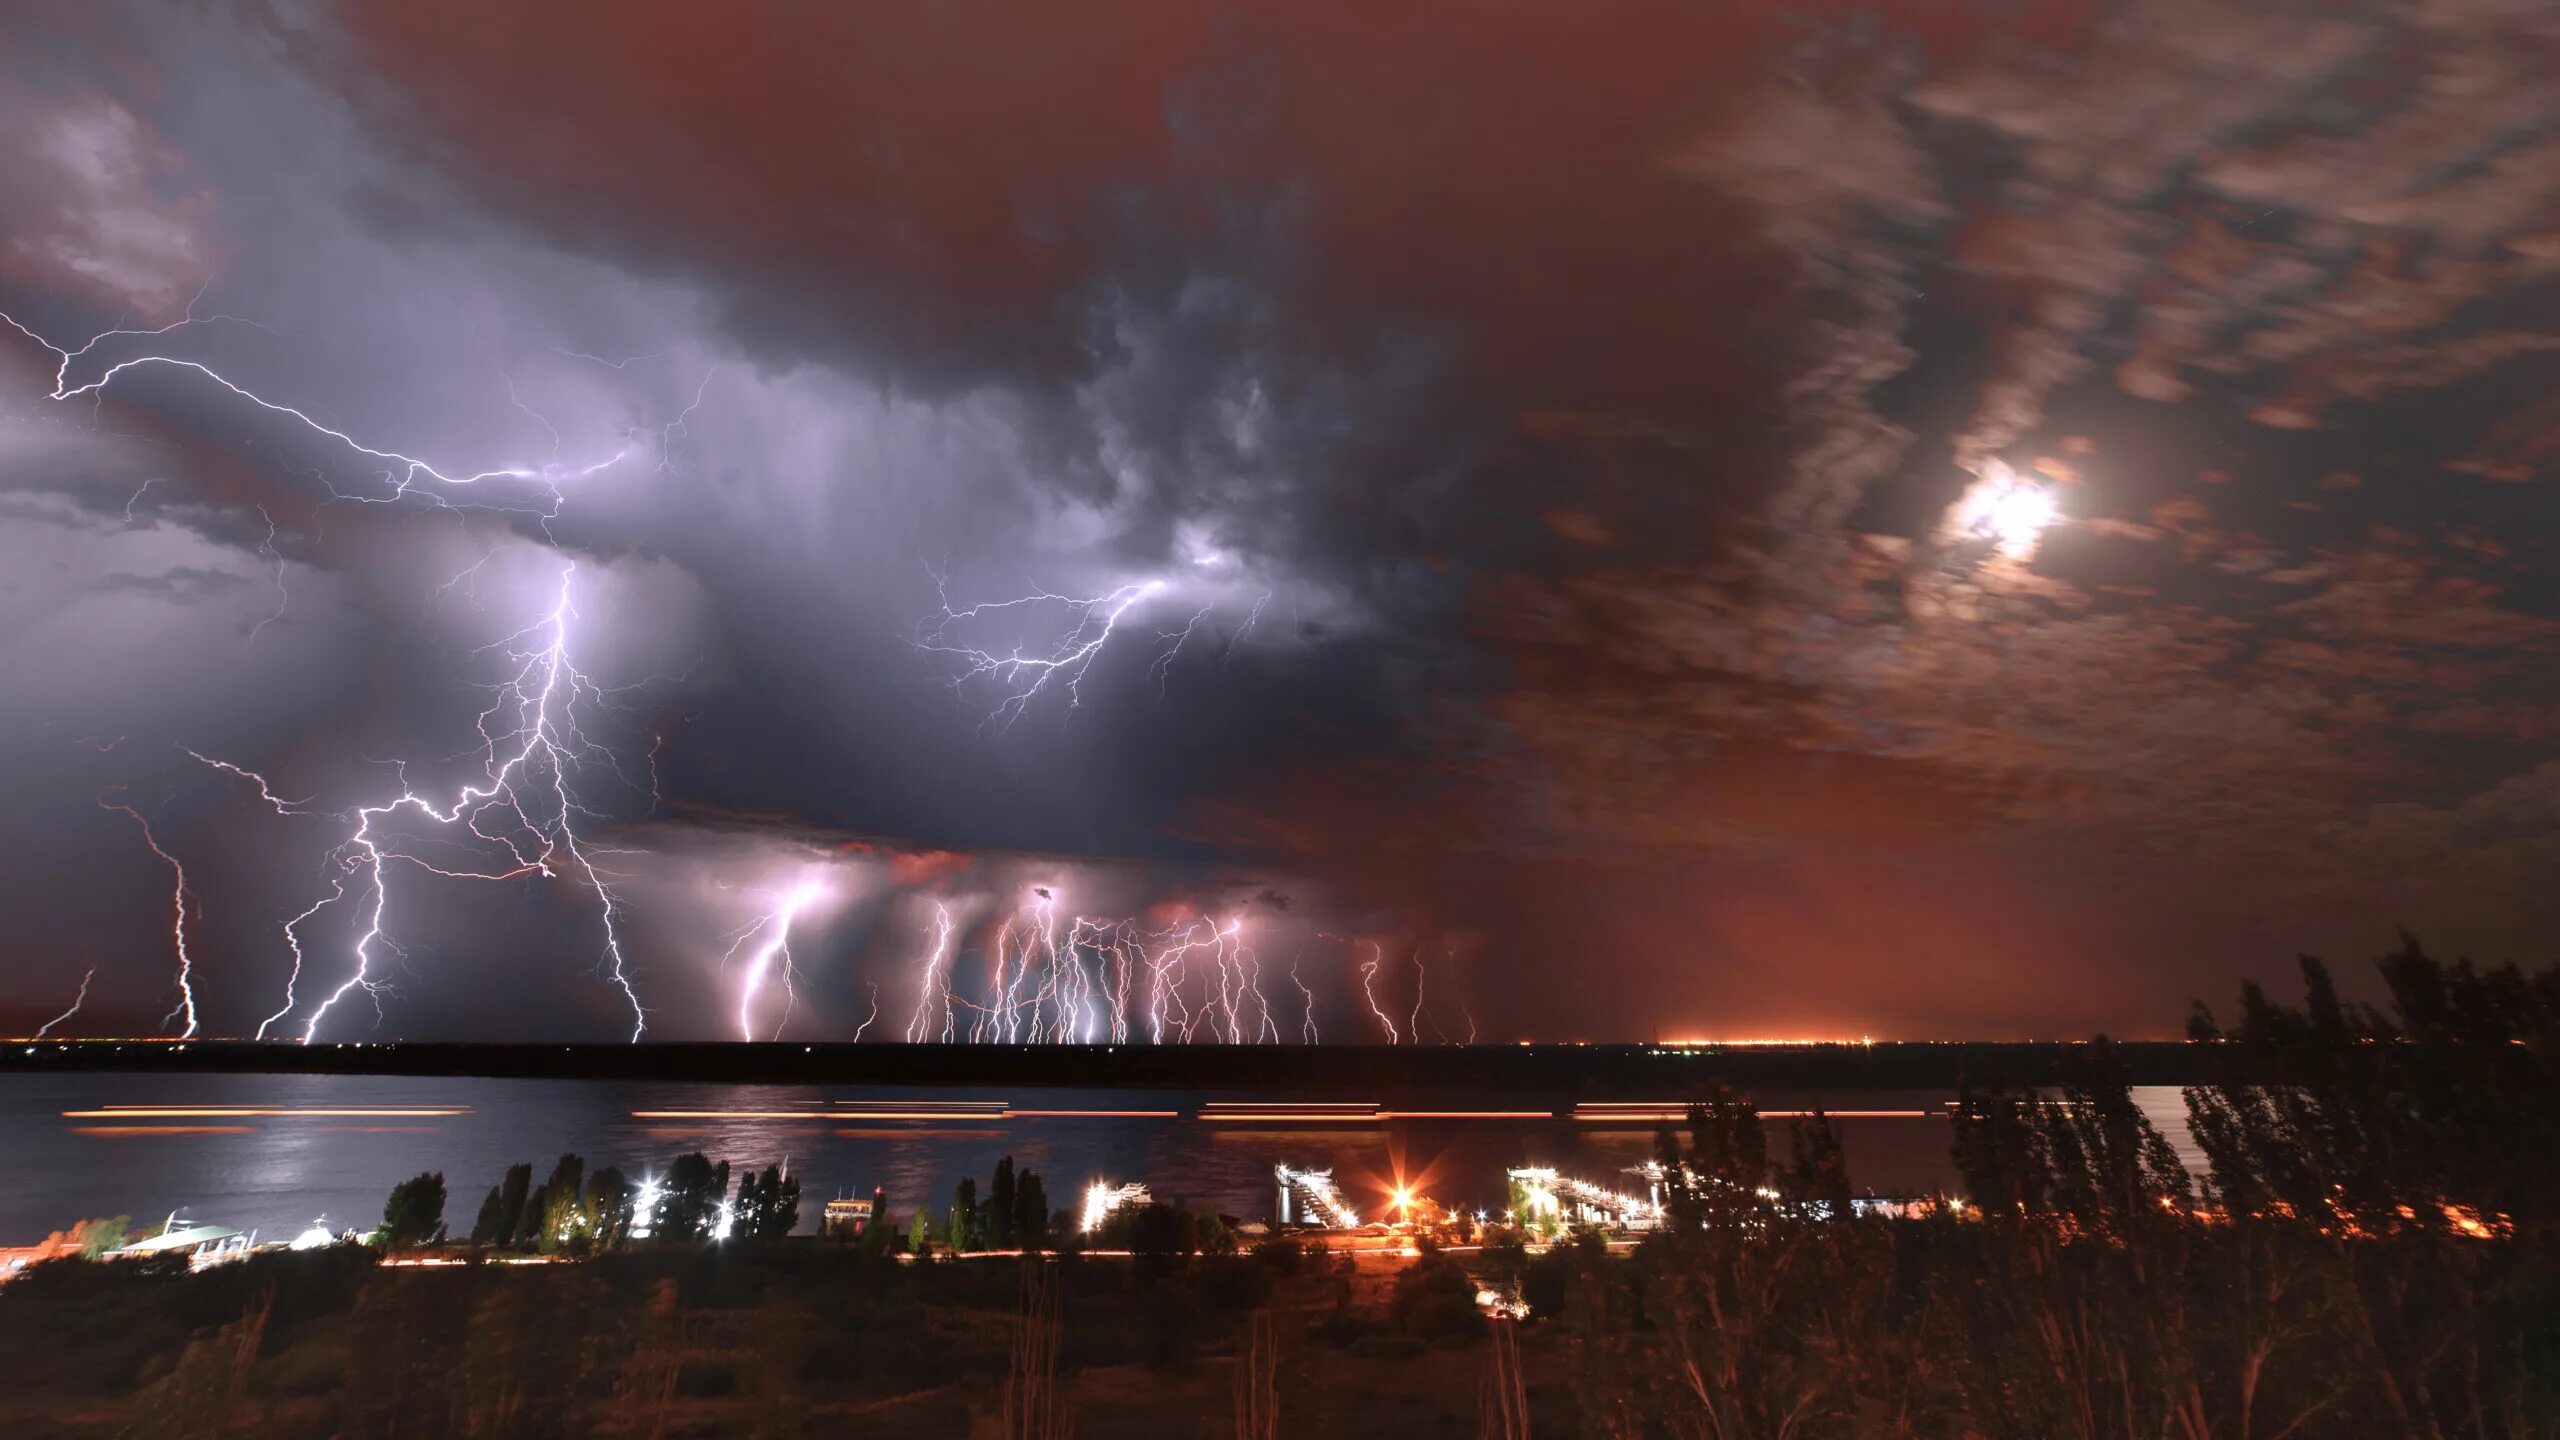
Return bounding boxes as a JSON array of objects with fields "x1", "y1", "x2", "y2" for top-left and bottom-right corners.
[
  {"x1": 951, "y1": 1177, "x2": 981, "y2": 1254},
  {"x1": 657, "y1": 1153, "x2": 726, "y2": 1241},
  {"x1": 536, "y1": 1154, "x2": 586, "y2": 1251},
  {"x1": 1390, "y1": 1248, "x2": 1479, "y2": 1338},
  {"x1": 485, "y1": 1162, "x2": 532, "y2": 1247},
  {"x1": 469, "y1": 1185, "x2": 509, "y2": 1247},
  {"x1": 1016, "y1": 1170, "x2": 1048, "y2": 1253},
  {"x1": 738, "y1": 1164, "x2": 796, "y2": 1239},
  {"x1": 381, "y1": 1172, "x2": 445, "y2": 1248},
  {"x1": 991, "y1": 1156, "x2": 1018, "y2": 1249},
  {"x1": 581, "y1": 1167, "x2": 634, "y2": 1250}
]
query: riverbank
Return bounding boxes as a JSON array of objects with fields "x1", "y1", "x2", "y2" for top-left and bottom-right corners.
[{"x1": 0, "y1": 1240, "x2": 1547, "y2": 1439}]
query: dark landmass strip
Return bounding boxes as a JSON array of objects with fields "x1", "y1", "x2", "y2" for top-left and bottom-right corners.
[{"x1": 0, "y1": 1039, "x2": 2278, "y2": 1092}]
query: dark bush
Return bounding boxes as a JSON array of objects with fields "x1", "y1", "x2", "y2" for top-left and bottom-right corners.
[
  {"x1": 1389, "y1": 1250, "x2": 1481, "y2": 1339},
  {"x1": 1522, "y1": 1234, "x2": 1599, "y2": 1320},
  {"x1": 674, "y1": 1358, "x2": 738, "y2": 1397},
  {"x1": 1190, "y1": 1255, "x2": 1277, "y2": 1312},
  {"x1": 1248, "y1": 1236, "x2": 1305, "y2": 1276},
  {"x1": 1348, "y1": 1333, "x2": 1427, "y2": 1362}
]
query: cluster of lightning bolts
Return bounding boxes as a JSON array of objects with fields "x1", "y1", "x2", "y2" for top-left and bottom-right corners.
[
  {"x1": 889, "y1": 899, "x2": 1471, "y2": 1046},
  {"x1": 8, "y1": 292, "x2": 1408, "y2": 1047},
  {"x1": 6, "y1": 294, "x2": 670, "y2": 1042},
  {"x1": 904, "y1": 891, "x2": 1298, "y2": 1045}
]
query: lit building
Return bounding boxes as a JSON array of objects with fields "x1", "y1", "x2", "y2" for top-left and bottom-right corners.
[
  {"x1": 823, "y1": 1190, "x2": 879, "y2": 1238},
  {"x1": 1080, "y1": 1180, "x2": 1150, "y2": 1235}
]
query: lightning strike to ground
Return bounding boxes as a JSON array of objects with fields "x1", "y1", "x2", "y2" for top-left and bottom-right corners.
[
  {"x1": 98, "y1": 791, "x2": 199, "y2": 1040},
  {"x1": 727, "y1": 880, "x2": 823, "y2": 1041},
  {"x1": 1329, "y1": 934, "x2": 1400, "y2": 1045},
  {"x1": 35, "y1": 967, "x2": 97, "y2": 1040},
  {"x1": 5, "y1": 293, "x2": 694, "y2": 1041}
]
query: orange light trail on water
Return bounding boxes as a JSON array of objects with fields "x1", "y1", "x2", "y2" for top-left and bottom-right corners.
[
  {"x1": 64, "y1": 1106, "x2": 470, "y2": 1118},
  {"x1": 632, "y1": 1106, "x2": 1180, "y2": 1121},
  {"x1": 72, "y1": 1125, "x2": 256, "y2": 1137}
]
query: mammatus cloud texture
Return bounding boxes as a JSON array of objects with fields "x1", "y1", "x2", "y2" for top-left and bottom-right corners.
[{"x1": 1, "y1": 1, "x2": 2554, "y2": 1039}]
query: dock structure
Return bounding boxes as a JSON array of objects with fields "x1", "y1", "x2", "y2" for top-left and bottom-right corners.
[
  {"x1": 1508, "y1": 1167, "x2": 1662, "y2": 1232},
  {"x1": 1274, "y1": 1165, "x2": 1361, "y2": 1229}
]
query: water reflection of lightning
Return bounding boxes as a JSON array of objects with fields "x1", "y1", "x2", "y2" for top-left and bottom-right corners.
[
  {"x1": 35, "y1": 968, "x2": 97, "y2": 1040},
  {"x1": 97, "y1": 792, "x2": 200, "y2": 1039}
]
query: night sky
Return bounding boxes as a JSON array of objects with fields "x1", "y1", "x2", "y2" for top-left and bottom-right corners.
[{"x1": 4, "y1": 1, "x2": 2556, "y2": 1042}]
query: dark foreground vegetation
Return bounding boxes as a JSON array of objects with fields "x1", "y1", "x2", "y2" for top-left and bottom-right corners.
[{"x1": 0, "y1": 939, "x2": 2552, "y2": 1439}]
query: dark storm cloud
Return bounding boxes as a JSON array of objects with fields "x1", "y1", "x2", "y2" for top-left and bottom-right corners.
[
  {"x1": 311, "y1": 1, "x2": 1808, "y2": 592},
  {"x1": 3, "y1": 0, "x2": 2556, "y2": 1040}
]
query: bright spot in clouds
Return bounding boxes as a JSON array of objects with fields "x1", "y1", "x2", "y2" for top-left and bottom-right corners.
[{"x1": 1950, "y1": 458, "x2": 2060, "y2": 561}]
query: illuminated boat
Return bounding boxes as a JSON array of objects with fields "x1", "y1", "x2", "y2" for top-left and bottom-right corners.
[{"x1": 119, "y1": 1213, "x2": 255, "y2": 1271}]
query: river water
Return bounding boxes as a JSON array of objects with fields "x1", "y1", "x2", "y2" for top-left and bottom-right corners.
[{"x1": 0, "y1": 1073, "x2": 2201, "y2": 1243}]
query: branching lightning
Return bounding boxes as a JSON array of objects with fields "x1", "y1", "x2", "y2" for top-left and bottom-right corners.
[
  {"x1": 0, "y1": 302, "x2": 643, "y2": 524},
  {"x1": 10, "y1": 291, "x2": 1375, "y2": 1049},
  {"x1": 186, "y1": 563, "x2": 653, "y2": 1042},
  {"x1": 914, "y1": 559, "x2": 1277, "y2": 728},
  {"x1": 913, "y1": 576, "x2": 1167, "y2": 729},
  {"x1": 97, "y1": 791, "x2": 199, "y2": 1039},
  {"x1": 4, "y1": 294, "x2": 696, "y2": 1041},
  {"x1": 726, "y1": 880, "x2": 823, "y2": 1041},
  {"x1": 905, "y1": 902, "x2": 961, "y2": 1043}
]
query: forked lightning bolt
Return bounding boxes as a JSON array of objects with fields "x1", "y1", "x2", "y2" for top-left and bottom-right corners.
[
  {"x1": 726, "y1": 880, "x2": 823, "y2": 1041},
  {"x1": 0, "y1": 299, "x2": 643, "y2": 520},
  {"x1": 913, "y1": 576, "x2": 1166, "y2": 729},
  {"x1": 191, "y1": 564, "x2": 650, "y2": 1041},
  {"x1": 905, "y1": 902, "x2": 961, "y2": 1043},
  {"x1": 5, "y1": 292, "x2": 687, "y2": 1040}
]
